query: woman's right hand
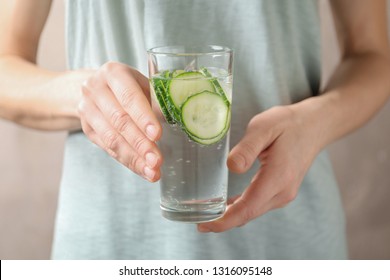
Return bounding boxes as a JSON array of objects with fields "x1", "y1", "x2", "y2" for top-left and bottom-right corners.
[{"x1": 78, "y1": 62, "x2": 163, "y2": 182}]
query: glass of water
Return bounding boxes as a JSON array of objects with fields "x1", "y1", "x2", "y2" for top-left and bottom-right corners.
[{"x1": 147, "y1": 45, "x2": 233, "y2": 223}]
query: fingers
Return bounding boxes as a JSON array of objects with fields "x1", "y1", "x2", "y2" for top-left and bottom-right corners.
[
  {"x1": 84, "y1": 79, "x2": 162, "y2": 168},
  {"x1": 227, "y1": 114, "x2": 279, "y2": 174},
  {"x1": 198, "y1": 166, "x2": 277, "y2": 233},
  {"x1": 198, "y1": 107, "x2": 310, "y2": 233},
  {"x1": 129, "y1": 68, "x2": 151, "y2": 101},
  {"x1": 198, "y1": 192, "x2": 288, "y2": 233},
  {"x1": 79, "y1": 62, "x2": 163, "y2": 181},
  {"x1": 79, "y1": 92, "x2": 160, "y2": 182},
  {"x1": 198, "y1": 143, "x2": 300, "y2": 233},
  {"x1": 227, "y1": 194, "x2": 241, "y2": 205},
  {"x1": 103, "y1": 62, "x2": 161, "y2": 141}
]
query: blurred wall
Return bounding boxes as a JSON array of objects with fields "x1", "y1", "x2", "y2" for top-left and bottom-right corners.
[
  {"x1": 321, "y1": 1, "x2": 390, "y2": 259},
  {"x1": 0, "y1": 0, "x2": 66, "y2": 259},
  {"x1": 0, "y1": 0, "x2": 389, "y2": 259}
]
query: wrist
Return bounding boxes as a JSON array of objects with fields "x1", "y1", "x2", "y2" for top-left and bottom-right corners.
[
  {"x1": 57, "y1": 69, "x2": 95, "y2": 118},
  {"x1": 289, "y1": 94, "x2": 339, "y2": 153}
]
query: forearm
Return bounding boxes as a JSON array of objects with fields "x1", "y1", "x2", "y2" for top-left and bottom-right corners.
[
  {"x1": 291, "y1": 52, "x2": 390, "y2": 151},
  {"x1": 0, "y1": 55, "x2": 91, "y2": 130}
]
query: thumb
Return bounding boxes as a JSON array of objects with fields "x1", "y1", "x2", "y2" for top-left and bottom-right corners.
[{"x1": 228, "y1": 121, "x2": 275, "y2": 173}]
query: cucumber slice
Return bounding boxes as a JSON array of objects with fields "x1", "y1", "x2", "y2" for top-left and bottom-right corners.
[
  {"x1": 172, "y1": 69, "x2": 185, "y2": 77},
  {"x1": 163, "y1": 70, "x2": 171, "y2": 79},
  {"x1": 168, "y1": 71, "x2": 215, "y2": 111},
  {"x1": 199, "y1": 67, "x2": 230, "y2": 105},
  {"x1": 187, "y1": 110, "x2": 231, "y2": 145},
  {"x1": 151, "y1": 77, "x2": 175, "y2": 124},
  {"x1": 181, "y1": 91, "x2": 230, "y2": 141}
]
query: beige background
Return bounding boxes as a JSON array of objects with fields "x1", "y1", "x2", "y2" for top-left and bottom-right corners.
[{"x1": 0, "y1": 0, "x2": 389, "y2": 259}]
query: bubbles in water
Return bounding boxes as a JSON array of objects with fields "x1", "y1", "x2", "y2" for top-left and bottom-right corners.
[{"x1": 159, "y1": 121, "x2": 229, "y2": 218}]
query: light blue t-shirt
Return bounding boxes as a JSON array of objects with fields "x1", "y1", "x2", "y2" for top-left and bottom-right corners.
[{"x1": 52, "y1": 0, "x2": 348, "y2": 259}]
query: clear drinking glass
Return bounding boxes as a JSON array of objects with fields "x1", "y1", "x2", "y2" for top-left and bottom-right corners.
[{"x1": 147, "y1": 45, "x2": 233, "y2": 223}]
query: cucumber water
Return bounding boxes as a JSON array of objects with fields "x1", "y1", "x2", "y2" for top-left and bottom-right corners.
[{"x1": 150, "y1": 67, "x2": 233, "y2": 222}]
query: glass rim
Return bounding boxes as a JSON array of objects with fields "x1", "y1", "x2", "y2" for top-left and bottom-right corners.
[{"x1": 147, "y1": 45, "x2": 233, "y2": 56}]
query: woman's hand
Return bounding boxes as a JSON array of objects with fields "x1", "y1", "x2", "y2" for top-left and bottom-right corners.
[
  {"x1": 198, "y1": 103, "x2": 323, "y2": 232},
  {"x1": 78, "y1": 62, "x2": 163, "y2": 182},
  {"x1": 196, "y1": 0, "x2": 390, "y2": 233}
]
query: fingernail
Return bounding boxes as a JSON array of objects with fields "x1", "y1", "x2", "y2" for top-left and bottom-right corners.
[
  {"x1": 146, "y1": 125, "x2": 158, "y2": 141},
  {"x1": 143, "y1": 166, "x2": 155, "y2": 181},
  {"x1": 145, "y1": 152, "x2": 158, "y2": 168},
  {"x1": 232, "y1": 154, "x2": 246, "y2": 169}
]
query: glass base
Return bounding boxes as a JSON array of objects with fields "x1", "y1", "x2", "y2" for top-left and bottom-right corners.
[{"x1": 161, "y1": 201, "x2": 226, "y2": 223}]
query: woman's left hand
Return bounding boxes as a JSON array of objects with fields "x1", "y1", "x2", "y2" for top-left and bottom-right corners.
[{"x1": 198, "y1": 103, "x2": 323, "y2": 232}]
